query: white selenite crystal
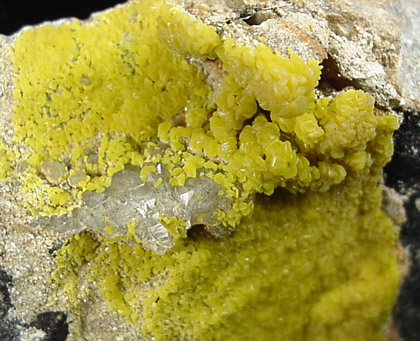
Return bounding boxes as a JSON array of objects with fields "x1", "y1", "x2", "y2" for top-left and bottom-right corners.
[{"x1": 35, "y1": 164, "x2": 234, "y2": 254}]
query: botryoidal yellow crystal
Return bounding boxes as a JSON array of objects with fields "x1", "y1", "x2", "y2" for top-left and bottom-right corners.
[{"x1": 7, "y1": 0, "x2": 400, "y2": 339}]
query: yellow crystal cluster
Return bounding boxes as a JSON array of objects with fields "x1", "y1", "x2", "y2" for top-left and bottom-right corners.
[
  {"x1": 11, "y1": 0, "x2": 212, "y2": 214},
  {"x1": 9, "y1": 0, "x2": 397, "y2": 225},
  {"x1": 157, "y1": 3, "x2": 220, "y2": 58},
  {"x1": 53, "y1": 182, "x2": 399, "y2": 340},
  {"x1": 6, "y1": 0, "x2": 400, "y2": 339}
]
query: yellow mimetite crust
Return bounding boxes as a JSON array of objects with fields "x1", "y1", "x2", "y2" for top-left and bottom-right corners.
[
  {"x1": 54, "y1": 183, "x2": 399, "y2": 340},
  {"x1": 9, "y1": 0, "x2": 400, "y2": 339}
]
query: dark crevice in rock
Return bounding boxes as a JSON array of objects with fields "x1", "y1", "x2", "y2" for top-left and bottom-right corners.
[
  {"x1": 374, "y1": 103, "x2": 392, "y2": 112},
  {"x1": 187, "y1": 224, "x2": 214, "y2": 241},
  {"x1": 385, "y1": 110, "x2": 420, "y2": 193},
  {"x1": 31, "y1": 311, "x2": 69, "y2": 341},
  {"x1": 234, "y1": 5, "x2": 278, "y2": 26},
  {"x1": 48, "y1": 242, "x2": 64, "y2": 257},
  {"x1": 243, "y1": 10, "x2": 275, "y2": 26},
  {"x1": 318, "y1": 54, "x2": 361, "y2": 92},
  {"x1": 0, "y1": 266, "x2": 13, "y2": 319},
  {"x1": 237, "y1": 7, "x2": 260, "y2": 20},
  {"x1": 384, "y1": 109, "x2": 420, "y2": 340}
]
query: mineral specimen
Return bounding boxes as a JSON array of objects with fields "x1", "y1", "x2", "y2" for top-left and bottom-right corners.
[
  {"x1": 37, "y1": 163, "x2": 234, "y2": 254},
  {"x1": 0, "y1": 0, "x2": 405, "y2": 339}
]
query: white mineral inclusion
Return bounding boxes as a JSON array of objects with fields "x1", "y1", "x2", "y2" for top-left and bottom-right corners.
[{"x1": 35, "y1": 164, "x2": 234, "y2": 254}]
